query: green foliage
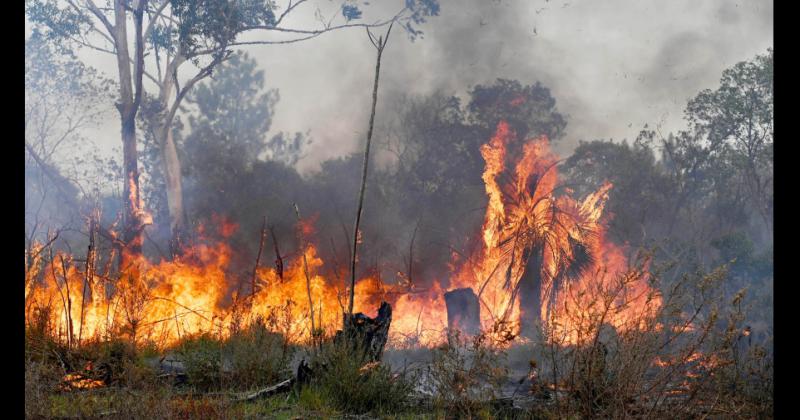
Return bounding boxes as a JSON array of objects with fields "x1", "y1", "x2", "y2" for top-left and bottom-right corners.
[
  {"x1": 296, "y1": 386, "x2": 336, "y2": 413},
  {"x1": 656, "y1": 49, "x2": 771, "y2": 242},
  {"x1": 401, "y1": 0, "x2": 442, "y2": 40},
  {"x1": 86, "y1": 339, "x2": 150, "y2": 386},
  {"x1": 223, "y1": 318, "x2": 294, "y2": 389},
  {"x1": 686, "y1": 49, "x2": 773, "y2": 151},
  {"x1": 304, "y1": 340, "x2": 415, "y2": 414},
  {"x1": 25, "y1": 33, "x2": 112, "y2": 107},
  {"x1": 171, "y1": 0, "x2": 276, "y2": 54},
  {"x1": 266, "y1": 132, "x2": 311, "y2": 166},
  {"x1": 562, "y1": 140, "x2": 674, "y2": 246},
  {"x1": 25, "y1": 33, "x2": 114, "y2": 173},
  {"x1": 468, "y1": 78, "x2": 567, "y2": 142},
  {"x1": 702, "y1": 287, "x2": 774, "y2": 418},
  {"x1": 175, "y1": 334, "x2": 224, "y2": 391},
  {"x1": 711, "y1": 231, "x2": 755, "y2": 266},
  {"x1": 25, "y1": 0, "x2": 93, "y2": 48},
  {"x1": 176, "y1": 51, "x2": 310, "y2": 257},
  {"x1": 186, "y1": 52, "x2": 280, "y2": 161},
  {"x1": 559, "y1": 53, "x2": 772, "y2": 338},
  {"x1": 25, "y1": 358, "x2": 64, "y2": 418},
  {"x1": 392, "y1": 79, "x2": 566, "y2": 202},
  {"x1": 392, "y1": 93, "x2": 481, "y2": 198},
  {"x1": 710, "y1": 231, "x2": 773, "y2": 341},
  {"x1": 174, "y1": 323, "x2": 294, "y2": 392},
  {"x1": 377, "y1": 81, "x2": 568, "y2": 279},
  {"x1": 680, "y1": 50, "x2": 773, "y2": 341},
  {"x1": 181, "y1": 50, "x2": 310, "y2": 178},
  {"x1": 341, "y1": 4, "x2": 363, "y2": 21},
  {"x1": 25, "y1": 30, "x2": 117, "y2": 251}
]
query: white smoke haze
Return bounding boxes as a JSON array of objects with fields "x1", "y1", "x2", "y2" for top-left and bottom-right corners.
[{"x1": 61, "y1": 0, "x2": 772, "y2": 173}]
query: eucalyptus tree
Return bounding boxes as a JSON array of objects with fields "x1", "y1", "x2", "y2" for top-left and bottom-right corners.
[
  {"x1": 27, "y1": 0, "x2": 440, "y2": 259},
  {"x1": 635, "y1": 50, "x2": 773, "y2": 249},
  {"x1": 684, "y1": 49, "x2": 773, "y2": 237}
]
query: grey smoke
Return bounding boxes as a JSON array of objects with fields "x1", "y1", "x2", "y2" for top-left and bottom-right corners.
[{"x1": 67, "y1": 0, "x2": 772, "y2": 172}]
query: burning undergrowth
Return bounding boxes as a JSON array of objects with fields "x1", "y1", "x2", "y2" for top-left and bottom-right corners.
[
  {"x1": 26, "y1": 120, "x2": 663, "y2": 351},
  {"x1": 24, "y1": 120, "x2": 773, "y2": 418}
]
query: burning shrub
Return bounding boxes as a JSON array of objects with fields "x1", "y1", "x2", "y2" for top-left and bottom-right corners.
[
  {"x1": 517, "y1": 258, "x2": 774, "y2": 419},
  {"x1": 423, "y1": 330, "x2": 509, "y2": 417},
  {"x1": 25, "y1": 304, "x2": 65, "y2": 366},
  {"x1": 702, "y1": 288, "x2": 774, "y2": 417},
  {"x1": 81, "y1": 338, "x2": 153, "y2": 387}
]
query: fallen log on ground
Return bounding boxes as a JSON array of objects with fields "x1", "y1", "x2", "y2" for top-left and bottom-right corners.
[
  {"x1": 156, "y1": 372, "x2": 188, "y2": 386},
  {"x1": 235, "y1": 302, "x2": 392, "y2": 402},
  {"x1": 234, "y1": 377, "x2": 295, "y2": 402},
  {"x1": 232, "y1": 360, "x2": 311, "y2": 402}
]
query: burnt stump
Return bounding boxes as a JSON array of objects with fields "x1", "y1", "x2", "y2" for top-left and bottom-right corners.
[
  {"x1": 445, "y1": 287, "x2": 481, "y2": 337},
  {"x1": 335, "y1": 301, "x2": 392, "y2": 363}
]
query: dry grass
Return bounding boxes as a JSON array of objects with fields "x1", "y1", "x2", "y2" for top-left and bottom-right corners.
[
  {"x1": 422, "y1": 330, "x2": 510, "y2": 417},
  {"x1": 520, "y1": 259, "x2": 774, "y2": 419},
  {"x1": 25, "y1": 255, "x2": 772, "y2": 419}
]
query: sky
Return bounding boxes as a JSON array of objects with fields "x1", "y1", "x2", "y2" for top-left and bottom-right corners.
[{"x1": 67, "y1": 0, "x2": 773, "y2": 174}]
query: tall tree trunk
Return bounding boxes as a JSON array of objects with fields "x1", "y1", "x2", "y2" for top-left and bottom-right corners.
[
  {"x1": 348, "y1": 24, "x2": 393, "y2": 322},
  {"x1": 114, "y1": 0, "x2": 147, "y2": 266},
  {"x1": 122, "y1": 115, "x2": 143, "y2": 256},
  {"x1": 154, "y1": 50, "x2": 228, "y2": 258},
  {"x1": 158, "y1": 125, "x2": 185, "y2": 256},
  {"x1": 157, "y1": 54, "x2": 188, "y2": 257},
  {"x1": 518, "y1": 247, "x2": 543, "y2": 340}
]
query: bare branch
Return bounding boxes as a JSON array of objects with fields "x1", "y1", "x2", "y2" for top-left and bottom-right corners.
[
  {"x1": 275, "y1": 0, "x2": 309, "y2": 27},
  {"x1": 143, "y1": 0, "x2": 170, "y2": 42},
  {"x1": 25, "y1": 142, "x2": 126, "y2": 250},
  {"x1": 84, "y1": 0, "x2": 116, "y2": 40},
  {"x1": 348, "y1": 22, "x2": 394, "y2": 320},
  {"x1": 65, "y1": 32, "x2": 117, "y2": 55},
  {"x1": 164, "y1": 50, "x2": 231, "y2": 129},
  {"x1": 229, "y1": 34, "x2": 322, "y2": 46},
  {"x1": 244, "y1": 17, "x2": 399, "y2": 36}
]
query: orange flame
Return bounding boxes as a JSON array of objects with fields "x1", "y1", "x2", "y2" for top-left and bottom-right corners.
[{"x1": 26, "y1": 121, "x2": 660, "y2": 349}]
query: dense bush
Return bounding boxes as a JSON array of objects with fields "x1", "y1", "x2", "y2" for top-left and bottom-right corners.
[
  {"x1": 175, "y1": 320, "x2": 293, "y2": 392},
  {"x1": 175, "y1": 334, "x2": 224, "y2": 391},
  {"x1": 223, "y1": 317, "x2": 294, "y2": 389},
  {"x1": 303, "y1": 340, "x2": 415, "y2": 414}
]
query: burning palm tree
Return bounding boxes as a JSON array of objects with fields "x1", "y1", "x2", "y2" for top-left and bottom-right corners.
[{"x1": 464, "y1": 121, "x2": 614, "y2": 342}]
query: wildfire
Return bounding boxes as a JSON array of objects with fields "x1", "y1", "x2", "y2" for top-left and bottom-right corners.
[
  {"x1": 389, "y1": 121, "x2": 661, "y2": 346},
  {"x1": 25, "y1": 120, "x2": 661, "y2": 349},
  {"x1": 59, "y1": 373, "x2": 105, "y2": 391}
]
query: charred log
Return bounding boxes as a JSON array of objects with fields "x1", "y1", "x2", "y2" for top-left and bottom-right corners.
[
  {"x1": 336, "y1": 301, "x2": 392, "y2": 363},
  {"x1": 296, "y1": 359, "x2": 314, "y2": 387},
  {"x1": 518, "y1": 247, "x2": 543, "y2": 340},
  {"x1": 444, "y1": 287, "x2": 481, "y2": 337}
]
